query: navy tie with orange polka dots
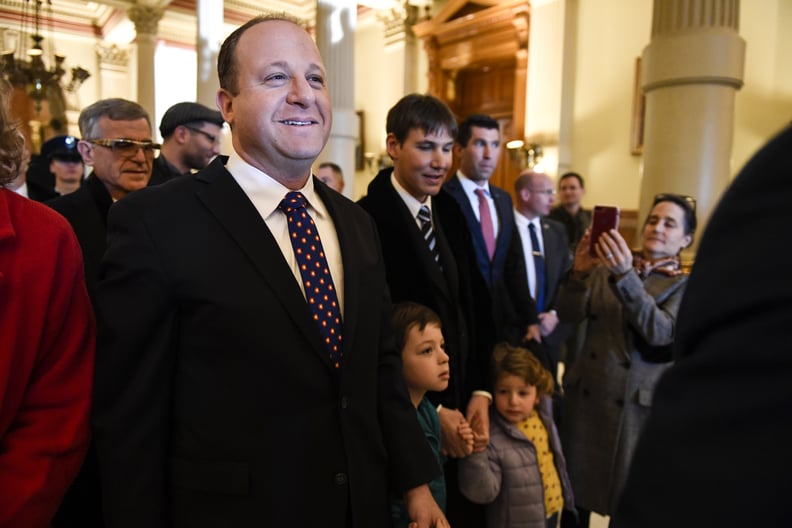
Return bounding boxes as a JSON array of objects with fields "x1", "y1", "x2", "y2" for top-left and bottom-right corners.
[{"x1": 279, "y1": 192, "x2": 343, "y2": 368}]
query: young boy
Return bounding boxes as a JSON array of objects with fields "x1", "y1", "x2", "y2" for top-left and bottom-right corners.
[
  {"x1": 458, "y1": 343, "x2": 576, "y2": 528},
  {"x1": 390, "y1": 302, "x2": 473, "y2": 527}
]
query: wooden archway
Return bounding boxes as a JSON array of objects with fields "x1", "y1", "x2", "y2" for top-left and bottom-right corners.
[{"x1": 413, "y1": 0, "x2": 529, "y2": 195}]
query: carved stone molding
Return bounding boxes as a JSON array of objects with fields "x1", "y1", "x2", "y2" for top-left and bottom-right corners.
[
  {"x1": 95, "y1": 43, "x2": 129, "y2": 67},
  {"x1": 376, "y1": 2, "x2": 420, "y2": 46},
  {"x1": 128, "y1": 4, "x2": 165, "y2": 36}
]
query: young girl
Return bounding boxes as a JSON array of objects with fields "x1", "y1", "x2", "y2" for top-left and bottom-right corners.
[{"x1": 459, "y1": 343, "x2": 575, "y2": 528}]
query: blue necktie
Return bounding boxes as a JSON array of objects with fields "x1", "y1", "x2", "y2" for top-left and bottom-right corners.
[
  {"x1": 528, "y1": 222, "x2": 546, "y2": 313},
  {"x1": 279, "y1": 192, "x2": 343, "y2": 368}
]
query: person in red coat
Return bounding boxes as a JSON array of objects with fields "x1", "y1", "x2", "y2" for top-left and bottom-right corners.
[{"x1": 0, "y1": 86, "x2": 96, "y2": 527}]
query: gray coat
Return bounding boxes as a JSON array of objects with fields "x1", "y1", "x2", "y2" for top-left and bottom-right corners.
[
  {"x1": 555, "y1": 265, "x2": 688, "y2": 515},
  {"x1": 458, "y1": 398, "x2": 575, "y2": 528}
]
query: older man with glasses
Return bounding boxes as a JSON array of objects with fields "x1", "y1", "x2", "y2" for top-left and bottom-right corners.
[
  {"x1": 149, "y1": 101, "x2": 224, "y2": 186},
  {"x1": 46, "y1": 97, "x2": 156, "y2": 528}
]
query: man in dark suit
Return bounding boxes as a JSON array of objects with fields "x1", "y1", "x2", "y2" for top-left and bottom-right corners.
[
  {"x1": 46, "y1": 98, "x2": 156, "y2": 528},
  {"x1": 611, "y1": 126, "x2": 792, "y2": 528},
  {"x1": 148, "y1": 101, "x2": 224, "y2": 186},
  {"x1": 47, "y1": 98, "x2": 156, "y2": 303},
  {"x1": 444, "y1": 114, "x2": 539, "y2": 350},
  {"x1": 513, "y1": 170, "x2": 572, "y2": 381},
  {"x1": 93, "y1": 15, "x2": 445, "y2": 528}
]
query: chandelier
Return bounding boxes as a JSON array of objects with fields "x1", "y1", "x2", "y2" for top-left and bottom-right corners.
[{"x1": 0, "y1": 0, "x2": 90, "y2": 112}]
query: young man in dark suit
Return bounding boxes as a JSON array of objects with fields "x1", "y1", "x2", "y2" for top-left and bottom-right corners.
[
  {"x1": 358, "y1": 94, "x2": 494, "y2": 528},
  {"x1": 93, "y1": 15, "x2": 446, "y2": 528}
]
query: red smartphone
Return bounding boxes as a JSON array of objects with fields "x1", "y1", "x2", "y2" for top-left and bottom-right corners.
[{"x1": 589, "y1": 205, "x2": 620, "y2": 256}]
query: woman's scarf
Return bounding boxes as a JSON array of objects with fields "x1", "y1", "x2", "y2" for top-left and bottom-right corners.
[{"x1": 632, "y1": 252, "x2": 685, "y2": 279}]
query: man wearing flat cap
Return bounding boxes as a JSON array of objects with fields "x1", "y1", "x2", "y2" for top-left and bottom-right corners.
[
  {"x1": 43, "y1": 135, "x2": 85, "y2": 196},
  {"x1": 149, "y1": 101, "x2": 224, "y2": 186}
]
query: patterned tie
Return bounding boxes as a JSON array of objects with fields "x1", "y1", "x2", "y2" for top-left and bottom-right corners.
[
  {"x1": 279, "y1": 192, "x2": 343, "y2": 368},
  {"x1": 417, "y1": 205, "x2": 440, "y2": 265},
  {"x1": 528, "y1": 222, "x2": 547, "y2": 313},
  {"x1": 475, "y1": 188, "x2": 496, "y2": 261}
]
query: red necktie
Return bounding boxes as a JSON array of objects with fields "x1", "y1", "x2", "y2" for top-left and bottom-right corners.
[
  {"x1": 279, "y1": 192, "x2": 343, "y2": 368},
  {"x1": 475, "y1": 188, "x2": 496, "y2": 261}
]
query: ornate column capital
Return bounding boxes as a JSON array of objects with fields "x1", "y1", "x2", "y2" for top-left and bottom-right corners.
[
  {"x1": 376, "y1": 2, "x2": 420, "y2": 46},
  {"x1": 95, "y1": 43, "x2": 129, "y2": 67},
  {"x1": 128, "y1": 4, "x2": 165, "y2": 36}
]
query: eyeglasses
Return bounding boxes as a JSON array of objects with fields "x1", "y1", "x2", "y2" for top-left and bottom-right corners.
[
  {"x1": 87, "y1": 139, "x2": 161, "y2": 157},
  {"x1": 530, "y1": 188, "x2": 556, "y2": 196},
  {"x1": 183, "y1": 126, "x2": 219, "y2": 145},
  {"x1": 653, "y1": 193, "x2": 696, "y2": 213}
]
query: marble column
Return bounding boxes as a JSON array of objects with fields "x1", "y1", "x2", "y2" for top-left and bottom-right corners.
[
  {"x1": 128, "y1": 4, "x2": 164, "y2": 134},
  {"x1": 316, "y1": 0, "x2": 357, "y2": 198},
  {"x1": 196, "y1": 0, "x2": 223, "y2": 108},
  {"x1": 639, "y1": 0, "x2": 745, "y2": 253}
]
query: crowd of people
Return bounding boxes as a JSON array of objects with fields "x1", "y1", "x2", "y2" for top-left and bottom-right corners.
[{"x1": 1, "y1": 9, "x2": 787, "y2": 528}]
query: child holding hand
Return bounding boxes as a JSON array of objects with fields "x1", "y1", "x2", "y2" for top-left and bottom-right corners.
[
  {"x1": 459, "y1": 343, "x2": 575, "y2": 528},
  {"x1": 391, "y1": 302, "x2": 474, "y2": 527}
]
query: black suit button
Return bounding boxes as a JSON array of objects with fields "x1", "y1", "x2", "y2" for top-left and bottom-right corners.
[
  {"x1": 615, "y1": 398, "x2": 624, "y2": 407},
  {"x1": 620, "y1": 360, "x2": 631, "y2": 369},
  {"x1": 334, "y1": 473, "x2": 348, "y2": 485},
  {"x1": 582, "y1": 389, "x2": 590, "y2": 397},
  {"x1": 340, "y1": 396, "x2": 349, "y2": 409},
  {"x1": 589, "y1": 352, "x2": 597, "y2": 359}
]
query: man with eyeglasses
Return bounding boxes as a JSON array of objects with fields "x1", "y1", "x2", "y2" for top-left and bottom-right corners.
[
  {"x1": 513, "y1": 170, "x2": 572, "y2": 384},
  {"x1": 46, "y1": 97, "x2": 156, "y2": 528},
  {"x1": 149, "y1": 101, "x2": 224, "y2": 186}
]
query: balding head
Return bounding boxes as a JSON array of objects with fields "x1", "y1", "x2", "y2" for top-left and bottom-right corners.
[{"x1": 514, "y1": 170, "x2": 556, "y2": 219}]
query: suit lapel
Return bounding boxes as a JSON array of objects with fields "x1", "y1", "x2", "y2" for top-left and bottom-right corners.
[{"x1": 193, "y1": 161, "x2": 333, "y2": 369}]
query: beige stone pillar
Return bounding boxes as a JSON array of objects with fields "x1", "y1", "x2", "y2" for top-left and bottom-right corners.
[
  {"x1": 196, "y1": 0, "x2": 223, "y2": 108},
  {"x1": 128, "y1": 4, "x2": 164, "y2": 134},
  {"x1": 316, "y1": 0, "x2": 358, "y2": 198},
  {"x1": 638, "y1": 0, "x2": 745, "y2": 253}
]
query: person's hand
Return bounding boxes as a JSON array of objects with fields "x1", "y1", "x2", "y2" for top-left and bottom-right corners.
[
  {"x1": 572, "y1": 229, "x2": 599, "y2": 278},
  {"x1": 457, "y1": 420, "x2": 474, "y2": 455},
  {"x1": 523, "y1": 323, "x2": 542, "y2": 343},
  {"x1": 538, "y1": 310, "x2": 559, "y2": 336},
  {"x1": 595, "y1": 229, "x2": 633, "y2": 277},
  {"x1": 466, "y1": 395, "x2": 490, "y2": 453},
  {"x1": 438, "y1": 407, "x2": 473, "y2": 458},
  {"x1": 405, "y1": 484, "x2": 451, "y2": 528}
]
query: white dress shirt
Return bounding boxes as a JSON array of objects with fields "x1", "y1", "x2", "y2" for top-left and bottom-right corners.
[
  {"x1": 226, "y1": 151, "x2": 344, "y2": 313},
  {"x1": 457, "y1": 171, "x2": 500, "y2": 237},
  {"x1": 391, "y1": 172, "x2": 434, "y2": 230},
  {"x1": 514, "y1": 209, "x2": 544, "y2": 301}
]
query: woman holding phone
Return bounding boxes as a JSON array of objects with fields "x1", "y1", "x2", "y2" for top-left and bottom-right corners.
[{"x1": 555, "y1": 194, "x2": 697, "y2": 528}]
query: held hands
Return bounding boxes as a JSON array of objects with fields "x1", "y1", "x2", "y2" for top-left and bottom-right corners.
[
  {"x1": 405, "y1": 484, "x2": 451, "y2": 528},
  {"x1": 523, "y1": 323, "x2": 542, "y2": 343},
  {"x1": 466, "y1": 394, "x2": 490, "y2": 453},
  {"x1": 438, "y1": 407, "x2": 474, "y2": 457}
]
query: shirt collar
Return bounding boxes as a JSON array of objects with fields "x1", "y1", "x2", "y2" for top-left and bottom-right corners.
[
  {"x1": 457, "y1": 171, "x2": 490, "y2": 197},
  {"x1": 226, "y1": 149, "x2": 327, "y2": 220},
  {"x1": 391, "y1": 171, "x2": 432, "y2": 220}
]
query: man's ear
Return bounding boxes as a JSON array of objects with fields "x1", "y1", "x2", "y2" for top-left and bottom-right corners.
[
  {"x1": 77, "y1": 141, "x2": 94, "y2": 166},
  {"x1": 385, "y1": 133, "x2": 400, "y2": 161},
  {"x1": 216, "y1": 89, "x2": 234, "y2": 128},
  {"x1": 681, "y1": 234, "x2": 693, "y2": 250}
]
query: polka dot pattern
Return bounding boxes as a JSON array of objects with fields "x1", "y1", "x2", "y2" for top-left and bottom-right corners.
[
  {"x1": 279, "y1": 192, "x2": 343, "y2": 368},
  {"x1": 518, "y1": 412, "x2": 564, "y2": 516}
]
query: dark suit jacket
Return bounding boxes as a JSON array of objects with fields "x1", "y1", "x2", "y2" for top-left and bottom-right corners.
[
  {"x1": 147, "y1": 154, "x2": 182, "y2": 186},
  {"x1": 92, "y1": 158, "x2": 437, "y2": 528},
  {"x1": 359, "y1": 168, "x2": 485, "y2": 407},
  {"x1": 511, "y1": 215, "x2": 572, "y2": 373},
  {"x1": 47, "y1": 173, "x2": 112, "y2": 303},
  {"x1": 27, "y1": 179, "x2": 60, "y2": 202},
  {"x1": 612, "y1": 125, "x2": 792, "y2": 528},
  {"x1": 442, "y1": 174, "x2": 539, "y2": 360}
]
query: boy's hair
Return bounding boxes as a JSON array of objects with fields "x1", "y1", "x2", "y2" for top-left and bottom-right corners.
[
  {"x1": 455, "y1": 114, "x2": 499, "y2": 147},
  {"x1": 391, "y1": 302, "x2": 442, "y2": 353},
  {"x1": 386, "y1": 93, "x2": 458, "y2": 145},
  {"x1": 492, "y1": 343, "x2": 554, "y2": 396}
]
